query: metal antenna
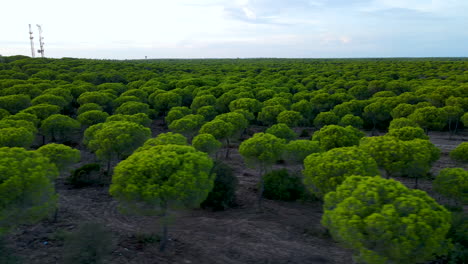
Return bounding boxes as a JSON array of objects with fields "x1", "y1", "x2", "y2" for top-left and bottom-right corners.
[
  {"x1": 29, "y1": 24, "x2": 35, "y2": 58},
  {"x1": 36, "y1": 24, "x2": 45, "y2": 58}
]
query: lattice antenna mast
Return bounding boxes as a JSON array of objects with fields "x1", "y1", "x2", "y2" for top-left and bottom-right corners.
[
  {"x1": 36, "y1": 24, "x2": 45, "y2": 58},
  {"x1": 29, "y1": 24, "x2": 35, "y2": 58}
]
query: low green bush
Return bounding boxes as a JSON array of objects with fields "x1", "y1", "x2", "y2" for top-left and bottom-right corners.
[
  {"x1": 201, "y1": 162, "x2": 237, "y2": 211},
  {"x1": 67, "y1": 163, "x2": 102, "y2": 188},
  {"x1": 63, "y1": 222, "x2": 114, "y2": 264},
  {"x1": 263, "y1": 169, "x2": 305, "y2": 201}
]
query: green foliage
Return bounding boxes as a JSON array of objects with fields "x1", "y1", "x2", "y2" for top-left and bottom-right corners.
[
  {"x1": 408, "y1": 106, "x2": 445, "y2": 132},
  {"x1": 322, "y1": 176, "x2": 452, "y2": 264},
  {"x1": 192, "y1": 133, "x2": 222, "y2": 156},
  {"x1": 151, "y1": 91, "x2": 182, "y2": 114},
  {"x1": 441, "y1": 212, "x2": 468, "y2": 263},
  {"x1": 441, "y1": 105, "x2": 464, "y2": 133},
  {"x1": 291, "y1": 99, "x2": 314, "y2": 122},
  {"x1": 239, "y1": 133, "x2": 285, "y2": 170},
  {"x1": 199, "y1": 119, "x2": 234, "y2": 140},
  {"x1": 0, "y1": 147, "x2": 58, "y2": 234},
  {"x1": 433, "y1": 168, "x2": 468, "y2": 204},
  {"x1": 283, "y1": 139, "x2": 322, "y2": 164},
  {"x1": 201, "y1": 161, "x2": 238, "y2": 210},
  {"x1": 0, "y1": 109, "x2": 10, "y2": 119},
  {"x1": 36, "y1": 143, "x2": 81, "y2": 173},
  {"x1": 303, "y1": 146, "x2": 379, "y2": 199},
  {"x1": 388, "y1": 117, "x2": 419, "y2": 130},
  {"x1": 390, "y1": 103, "x2": 416, "y2": 118},
  {"x1": 276, "y1": 110, "x2": 303, "y2": 127},
  {"x1": 262, "y1": 169, "x2": 305, "y2": 201},
  {"x1": 115, "y1": 101, "x2": 150, "y2": 116},
  {"x1": 191, "y1": 94, "x2": 216, "y2": 111},
  {"x1": 257, "y1": 105, "x2": 286, "y2": 126},
  {"x1": 0, "y1": 119, "x2": 37, "y2": 133},
  {"x1": 84, "y1": 121, "x2": 151, "y2": 161},
  {"x1": 387, "y1": 126, "x2": 428, "y2": 141},
  {"x1": 165, "y1": 106, "x2": 191, "y2": 125},
  {"x1": 4, "y1": 112, "x2": 40, "y2": 127},
  {"x1": 40, "y1": 114, "x2": 81, "y2": 143},
  {"x1": 312, "y1": 125, "x2": 364, "y2": 151},
  {"x1": 67, "y1": 163, "x2": 102, "y2": 188},
  {"x1": 0, "y1": 94, "x2": 31, "y2": 114},
  {"x1": 106, "y1": 113, "x2": 152, "y2": 127},
  {"x1": 0, "y1": 126, "x2": 35, "y2": 148},
  {"x1": 77, "y1": 103, "x2": 103, "y2": 115},
  {"x1": 462, "y1": 112, "x2": 468, "y2": 127},
  {"x1": 228, "y1": 98, "x2": 262, "y2": 113},
  {"x1": 21, "y1": 103, "x2": 61, "y2": 120},
  {"x1": 168, "y1": 114, "x2": 205, "y2": 138},
  {"x1": 31, "y1": 94, "x2": 68, "y2": 109},
  {"x1": 450, "y1": 142, "x2": 468, "y2": 163},
  {"x1": 363, "y1": 100, "x2": 393, "y2": 129},
  {"x1": 196, "y1": 105, "x2": 217, "y2": 121},
  {"x1": 137, "y1": 132, "x2": 188, "y2": 152},
  {"x1": 77, "y1": 92, "x2": 114, "y2": 112},
  {"x1": 402, "y1": 139, "x2": 440, "y2": 179},
  {"x1": 63, "y1": 222, "x2": 114, "y2": 264},
  {"x1": 214, "y1": 112, "x2": 248, "y2": 137},
  {"x1": 339, "y1": 114, "x2": 363, "y2": 129},
  {"x1": 77, "y1": 110, "x2": 109, "y2": 127},
  {"x1": 265, "y1": 123, "x2": 297, "y2": 141},
  {"x1": 110, "y1": 144, "x2": 215, "y2": 210},
  {"x1": 313, "y1": 111, "x2": 340, "y2": 128}
]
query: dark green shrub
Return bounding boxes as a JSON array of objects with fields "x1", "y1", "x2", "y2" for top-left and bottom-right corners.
[
  {"x1": 67, "y1": 163, "x2": 101, "y2": 187},
  {"x1": 201, "y1": 162, "x2": 237, "y2": 211},
  {"x1": 436, "y1": 212, "x2": 468, "y2": 263},
  {"x1": 263, "y1": 169, "x2": 305, "y2": 201},
  {"x1": 63, "y1": 222, "x2": 114, "y2": 264}
]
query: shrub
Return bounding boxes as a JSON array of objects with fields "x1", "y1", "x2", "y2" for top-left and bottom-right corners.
[
  {"x1": 263, "y1": 169, "x2": 305, "y2": 201},
  {"x1": 201, "y1": 162, "x2": 237, "y2": 211},
  {"x1": 450, "y1": 142, "x2": 468, "y2": 163},
  {"x1": 63, "y1": 222, "x2": 114, "y2": 264},
  {"x1": 67, "y1": 163, "x2": 102, "y2": 187}
]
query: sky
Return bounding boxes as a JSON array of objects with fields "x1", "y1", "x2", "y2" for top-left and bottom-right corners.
[{"x1": 1, "y1": 0, "x2": 468, "y2": 59}]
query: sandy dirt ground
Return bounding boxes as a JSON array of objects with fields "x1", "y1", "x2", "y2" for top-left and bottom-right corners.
[{"x1": 5, "y1": 125, "x2": 467, "y2": 264}]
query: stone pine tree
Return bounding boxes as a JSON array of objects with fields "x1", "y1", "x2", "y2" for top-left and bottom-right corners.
[
  {"x1": 36, "y1": 143, "x2": 81, "y2": 174},
  {"x1": 303, "y1": 146, "x2": 380, "y2": 199},
  {"x1": 83, "y1": 121, "x2": 151, "y2": 173},
  {"x1": 322, "y1": 176, "x2": 451, "y2": 264},
  {"x1": 109, "y1": 144, "x2": 215, "y2": 251},
  {"x1": 239, "y1": 133, "x2": 285, "y2": 209},
  {"x1": 0, "y1": 147, "x2": 58, "y2": 235}
]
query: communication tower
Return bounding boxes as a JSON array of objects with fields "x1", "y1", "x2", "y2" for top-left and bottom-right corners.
[
  {"x1": 36, "y1": 24, "x2": 45, "y2": 58},
  {"x1": 29, "y1": 24, "x2": 35, "y2": 58}
]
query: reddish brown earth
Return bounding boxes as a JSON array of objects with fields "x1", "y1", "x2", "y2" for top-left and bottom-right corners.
[{"x1": 5, "y1": 126, "x2": 467, "y2": 264}]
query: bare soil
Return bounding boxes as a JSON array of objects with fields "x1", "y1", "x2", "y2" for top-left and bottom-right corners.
[{"x1": 5, "y1": 126, "x2": 467, "y2": 264}]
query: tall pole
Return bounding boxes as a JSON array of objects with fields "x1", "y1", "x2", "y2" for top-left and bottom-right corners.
[
  {"x1": 29, "y1": 24, "x2": 35, "y2": 58},
  {"x1": 36, "y1": 24, "x2": 45, "y2": 58}
]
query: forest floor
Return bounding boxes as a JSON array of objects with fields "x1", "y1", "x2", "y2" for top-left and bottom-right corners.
[{"x1": 5, "y1": 124, "x2": 468, "y2": 264}]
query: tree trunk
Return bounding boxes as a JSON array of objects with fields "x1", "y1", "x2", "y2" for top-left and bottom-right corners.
[
  {"x1": 371, "y1": 122, "x2": 377, "y2": 136},
  {"x1": 106, "y1": 155, "x2": 112, "y2": 176},
  {"x1": 414, "y1": 177, "x2": 419, "y2": 189},
  {"x1": 225, "y1": 138, "x2": 230, "y2": 159}
]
